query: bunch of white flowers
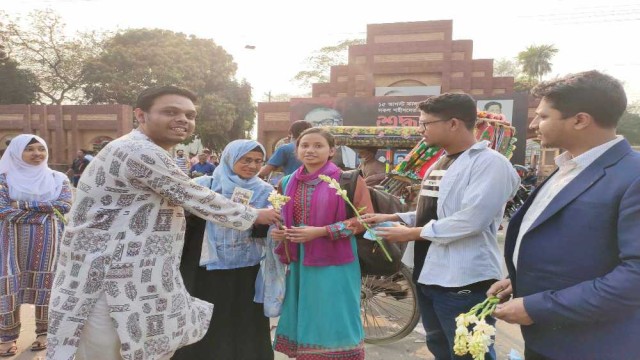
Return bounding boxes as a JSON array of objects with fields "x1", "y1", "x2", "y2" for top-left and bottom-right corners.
[
  {"x1": 268, "y1": 190, "x2": 291, "y2": 261},
  {"x1": 267, "y1": 190, "x2": 290, "y2": 212},
  {"x1": 454, "y1": 296, "x2": 500, "y2": 360}
]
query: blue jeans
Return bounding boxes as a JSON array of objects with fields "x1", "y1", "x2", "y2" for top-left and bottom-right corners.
[{"x1": 415, "y1": 283, "x2": 497, "y2": 360}]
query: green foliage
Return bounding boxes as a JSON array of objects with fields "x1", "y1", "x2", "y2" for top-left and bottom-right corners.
[
  {"x1": 618, "y1": 110, "x2": 640, "y2": 146},
  {"x1": 195, "y1": 81, "x2": 255, "y2": 150},
  {"x1": 493, "y1": 58, "x2": 521, "y2": 78},
  {"x1": 513, "y1": 77, "x2": 539, "y2": 92},
  {"x1": 3, "y1": 9, "x2": 105, "y2": 104},
  {"x1": 293, "y1": 38, "x2": 365, "y2": 88},
  {"x1": 517, "y1": 44, "x2": 559, "y2": 82},
  {"x1": 82, "y1": 28, "x2": 254, "y2": 147},
  {"x1": 0, "y1": 58, "x2": 38, "y2": 104},
  {"x1": 83, "y1": 28, "x2": 237, "y2": 105}
]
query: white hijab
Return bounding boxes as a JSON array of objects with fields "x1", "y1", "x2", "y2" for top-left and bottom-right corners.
[{"x1": 0, "y1": 134, "x2": 67, "y2": 201}]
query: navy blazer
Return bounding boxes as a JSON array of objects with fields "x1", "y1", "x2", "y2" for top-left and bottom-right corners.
[{"x1": 505, "y1": 140, "x2": 640, "y2": 360}]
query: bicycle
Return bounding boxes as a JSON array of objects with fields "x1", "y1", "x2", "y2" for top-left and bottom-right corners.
[{"x1": 360, "y1": 265, "x2": 421, "y2": 344}]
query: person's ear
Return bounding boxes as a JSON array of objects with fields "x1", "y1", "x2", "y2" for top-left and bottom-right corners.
[
  {"x1": 450, "y1": 117, "x2": 462, "y2": 131},
  {"x1": 573, "y1": 112, "x2": 593, "y2": 130},
  {"x1": 134, "y1": 109, "x2": 147, "y2": 125}
]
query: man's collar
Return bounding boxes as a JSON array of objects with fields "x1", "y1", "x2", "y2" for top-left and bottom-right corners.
[{"x1": 469, "y1": 140, "x2": 489, "y2": 152}]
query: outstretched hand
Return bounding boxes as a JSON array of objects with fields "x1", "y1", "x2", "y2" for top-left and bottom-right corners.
[
  {"x1": 255, "y1": 208, "x2": 282, "y2": 225},
  {"x1": 375, "y1": 223, "x2": 421, "y2": 243}
]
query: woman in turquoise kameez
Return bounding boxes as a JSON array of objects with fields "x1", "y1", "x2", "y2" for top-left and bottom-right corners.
[{"x1": 272, "y1": 128, "x2": 373, "y2": 360}]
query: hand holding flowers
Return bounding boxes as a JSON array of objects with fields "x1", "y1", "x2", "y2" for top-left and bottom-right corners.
[
  {"x1": 453, "y1": 296, "x2": 500, "y2": 360},
  {"x1": 268, "y1": 190, "x2": 291, "y2": 261}
]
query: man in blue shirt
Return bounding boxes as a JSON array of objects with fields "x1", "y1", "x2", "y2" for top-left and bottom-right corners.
[
  {"x1": 190, "y1": 153, "x2": 216, "y2": 178},
  {"x1": 259, "y1": 120, "x2": 312, "y2": 177}
]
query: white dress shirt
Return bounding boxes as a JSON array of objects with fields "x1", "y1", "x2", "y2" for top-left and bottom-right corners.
[
  {"x1": 397, "y1": 141, "x2": 520, "y2": 287},
  {"x1": 512, "y1": 136, "x2": 625, "y2": 268}
]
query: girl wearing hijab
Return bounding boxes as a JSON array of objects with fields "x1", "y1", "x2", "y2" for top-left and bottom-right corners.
[
  {"x1": 174, "y1": 139, "x2": 274, "y2": 360},
  {"x1": 0, "y1": 134, "x2": 72, "y2": 356}
]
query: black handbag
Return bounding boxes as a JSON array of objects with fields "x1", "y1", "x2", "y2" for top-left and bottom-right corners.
[{"x1": 339, "y1": 170, "x2": 406, "y2": 276}]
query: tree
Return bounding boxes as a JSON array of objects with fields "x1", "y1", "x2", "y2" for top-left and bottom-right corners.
[
  {"x1": 0, "y1": 58, "x2": 39, "y2": 104},
  {"x1": 628, "y1": 100, "x2": 640, "y2": 114},
  {"x1": 493, "y1": 57, "x2": 539, "y2": 92},
  {"x1": 261, "y1": 92, "x2": 309, "y2": 102},
  {"x1": 293, "y1": 38, "x2": 365, "y2": 88},
  {"x1": 618, "y1": 107, "x2": 640, "y2": 146},
  {"x1": 513, "y1": 77, "x2": 539, "y2": 92},
  {"x1": 493, "y1": 58, "x2": 521, "y2": 78},
  {"x1": 4, "y1": 9, "x2": 105, "y2": 104},
  {"x1": 83, "y1": 28, "x2": 255, "y2": 147},
  {"x1": 517, "y1": 44, "x2": 559, "y2": 82}
]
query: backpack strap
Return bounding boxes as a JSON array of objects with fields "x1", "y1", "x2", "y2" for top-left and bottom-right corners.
[{"x1": 339, "y1": 169, "x2": 360, "y2": 219}]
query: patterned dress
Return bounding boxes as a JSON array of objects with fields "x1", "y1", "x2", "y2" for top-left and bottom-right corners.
[
  {"x1": 0, "y1": 174, "x2": 72, "y2": 341},
  {"x1": 273, "y1": 177, "x2": 369, "y2": 360},
  {"x1": 46, "y1": 130, "x2": 258, "y2": 360}
]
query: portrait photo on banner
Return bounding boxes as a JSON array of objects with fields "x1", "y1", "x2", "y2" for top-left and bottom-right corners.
[{"x1": 476, "y1": 99, "x2": 514, "y2": 123}]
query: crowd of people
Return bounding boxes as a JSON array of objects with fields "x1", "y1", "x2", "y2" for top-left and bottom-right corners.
[{"x1": 0, "y1": 69, "x2": 637, "y2": 360}]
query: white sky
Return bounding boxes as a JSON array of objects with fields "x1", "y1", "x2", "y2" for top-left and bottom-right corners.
[{"x1": 4, "y1": 0, "x2": 640, "y2": 104}]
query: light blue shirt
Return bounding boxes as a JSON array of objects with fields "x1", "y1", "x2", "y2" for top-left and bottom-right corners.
[
  {"x1": 194, "y1": 175, "x2": 270, "y2": 270},
  {"x1": 398, "y1": 141, "x2": 520, "y2": 287},
  {"x1": 267, "y1": 143, "x2": 302, "y2": 175}
]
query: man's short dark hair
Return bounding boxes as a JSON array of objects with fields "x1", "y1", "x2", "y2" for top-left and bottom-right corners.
[
  {"x1": 532, "y1": 70, "x2": 627, "y2": 128},
  {"x1": 135, "y1": 86, "x2": 198, "y2": 112},
  {"x1": 289, "y1": 120, "x2": 313, "y2": 139},
  {"x1": 484, "y1": 101, "x2": 502, "y2": 111},
  {"x1": 418, "y1": 93, "x2": 477, "y2": 130}
]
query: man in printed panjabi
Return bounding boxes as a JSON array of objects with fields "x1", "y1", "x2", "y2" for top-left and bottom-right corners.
[{"x1": 46, "y1": 86, "x2": 280, "y2": 360}]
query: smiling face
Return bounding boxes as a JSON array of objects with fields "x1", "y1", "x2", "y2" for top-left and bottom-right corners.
[
  {"x1": 233, "y1": 150, "x2": 264, "y2": 179},
  {"x1": 134, "y1": 94, "x2": 197, "y2": 150},
  {"x1": 22, "y1": 141, "x2": 48, "y2": 166},
  {"x1": 296, "y1": 132, "x2": 335, "y2": 170}
]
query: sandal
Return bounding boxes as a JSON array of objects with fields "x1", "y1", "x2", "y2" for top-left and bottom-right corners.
[
  {"x1": 31, "y1": 334, "x2": 47, "y2": 351},
  {"x1": 0, "y1": 341, "x2": 17, "y2": 357}
]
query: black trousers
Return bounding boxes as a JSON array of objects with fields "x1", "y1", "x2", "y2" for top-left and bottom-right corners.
[{"x1": 525, "y1": 346, "x2": 554, "y2": 360}]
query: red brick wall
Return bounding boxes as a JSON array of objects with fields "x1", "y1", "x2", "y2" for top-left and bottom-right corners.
[{"x1": 0, "y1": 104, "x2": 133, "y2": 165}]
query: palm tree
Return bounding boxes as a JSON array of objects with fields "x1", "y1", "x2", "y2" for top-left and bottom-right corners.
[{"x1": 517, "y1": 44, "x2": 559, "y2": 82}]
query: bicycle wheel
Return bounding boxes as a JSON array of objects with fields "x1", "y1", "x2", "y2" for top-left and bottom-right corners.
[{"x1": 360, "y1": 266, "x2": 421, "y2": 344}]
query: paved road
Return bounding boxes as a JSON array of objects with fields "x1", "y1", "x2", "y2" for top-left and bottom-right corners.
[{"x1": 271, "y1": 317, "x2": 523, "y2": 360}]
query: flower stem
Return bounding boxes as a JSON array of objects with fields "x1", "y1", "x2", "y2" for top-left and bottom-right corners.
[
  {"x1": 52, "y1": 208, "x2": 67, "y2": 225},
  {"x1": 346, "y1": 202, "x2": 393, "y2": 262}
]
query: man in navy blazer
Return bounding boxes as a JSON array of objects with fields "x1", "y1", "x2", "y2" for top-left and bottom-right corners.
[{"x1": 489, "y1": 70, "x2": 640, "y2": 360}]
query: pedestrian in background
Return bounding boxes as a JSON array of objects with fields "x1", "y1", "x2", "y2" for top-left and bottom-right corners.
[{"x1": 0, "y1": 134, "x2": 72, "y2": 356}]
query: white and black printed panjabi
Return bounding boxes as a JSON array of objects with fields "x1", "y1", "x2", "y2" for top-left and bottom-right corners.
[{"x1": 46, "y1": 130, "x2": 258, "y2": 360}]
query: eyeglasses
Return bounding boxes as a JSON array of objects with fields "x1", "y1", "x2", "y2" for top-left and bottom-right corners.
[
  {"x1": 418, "y1": 118, "x2": 453, "y2": 130},
  {"x1": 238, "y1": 157, "x2": 264, "y2": 166}
]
